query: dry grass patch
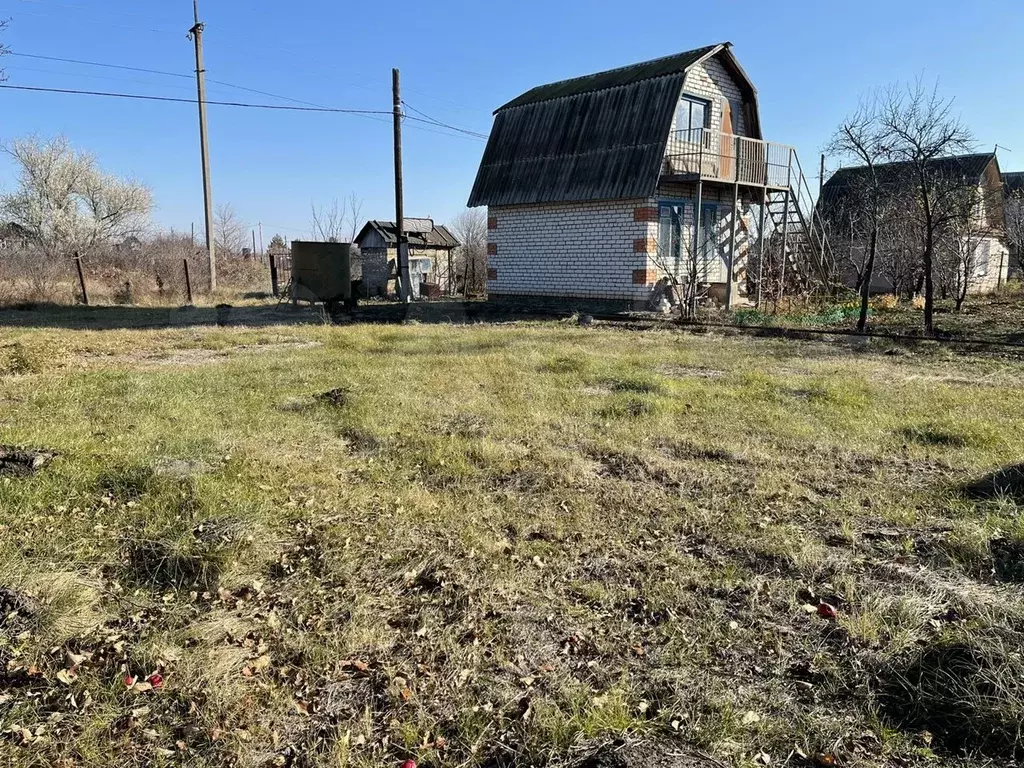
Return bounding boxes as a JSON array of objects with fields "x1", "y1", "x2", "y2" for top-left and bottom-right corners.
[{"x1": 0, "y1": 319, "x2": 1022, "y2": 766}]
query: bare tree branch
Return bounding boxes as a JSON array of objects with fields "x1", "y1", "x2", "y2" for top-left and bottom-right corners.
[{"x1": 213, "y1": 203, "x2": 248, "y2": 256}]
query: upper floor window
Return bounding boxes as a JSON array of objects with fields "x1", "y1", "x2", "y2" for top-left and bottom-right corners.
[{"x1": 676, "y1": 96, "x2": 709, "y2": 141}]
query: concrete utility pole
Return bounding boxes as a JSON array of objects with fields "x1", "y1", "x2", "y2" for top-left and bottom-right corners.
[
  {"x1": 190, "y1": 0, "x2": 216, "y2": 292},
  {"x1": 393, "y1": 68, "x2": 410, "y2": 303}
]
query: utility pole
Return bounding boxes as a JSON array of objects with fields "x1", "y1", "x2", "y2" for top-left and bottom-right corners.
[
  {"x1": 258, "y1": 222, "x2": 264, "y2": 257},
  {"x1": 189, "y1": 0, "x2": 216, "y2": 292},
  {"x1": 819, "y1": 153, "x2": 826, "y2": 200},
  {"x1": 393, "y1": 68, "x2": 410, "y2": 303}
]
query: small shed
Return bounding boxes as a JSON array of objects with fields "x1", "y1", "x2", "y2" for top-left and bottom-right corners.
[{"x1": 354, "y1": 218, "x2": 460, "y2": 296}]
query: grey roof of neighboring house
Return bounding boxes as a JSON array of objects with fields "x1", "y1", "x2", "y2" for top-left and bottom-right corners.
[
  {"x1": 1003, "y1": 171, "x2": 1024, "y2": 195},
  {"x1": 355, "y1": 220, "x2": 460, "y2": 249},
  {"x1": 468, "y1": 43, "x2": 761, "y2": 208},
  {"x1": 820, "y1": 153, "x2": 999, "y2": 210}
]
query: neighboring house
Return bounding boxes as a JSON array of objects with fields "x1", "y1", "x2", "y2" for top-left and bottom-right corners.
[
  {"x1": 820, "y1": 153, "x2": 1009, "y2": 295},
  {"x1": 354, "y1": 219, "x2": 460, "y2": 297},
  {"x1": 468, "y1": 42, "x2": 830, "y2": 310},
  {"x1": 1004, "y1": 171, "x2": 1024, "y2": 278},
  {"x1": 114, "y1": 236, "x2": 143, "y2": 254},
  {"x1": 0, "y1": 222, "x2": 32, "y2": 251}
]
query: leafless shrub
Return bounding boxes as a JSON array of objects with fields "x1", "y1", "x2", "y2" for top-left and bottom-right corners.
[{"x1": 448, "y1": 208, "x2": 487, "y2": 296}]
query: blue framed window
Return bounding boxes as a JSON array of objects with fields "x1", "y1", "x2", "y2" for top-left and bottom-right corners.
[{"x1": 658, "y1": 200, "x2": 726, "y2": 283}]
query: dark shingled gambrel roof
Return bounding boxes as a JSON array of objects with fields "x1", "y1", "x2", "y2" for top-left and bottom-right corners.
[
  {"x1": 468, "y1": 43, "x2": 759, "y2": 208},
  {"x1": 821, "y1": 153, "x2": 999, "y2": 209},
  {"x1": 355, "y1": 220, "x2": 460, "y2": 249},
  {"x1": 1004, "y1": 171, "x2": 1024, "y2": 196},
  {"x1": 497, "y1": 45, "x2": 721, "y2": 111}
]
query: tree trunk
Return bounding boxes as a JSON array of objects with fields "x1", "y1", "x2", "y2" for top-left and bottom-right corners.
[
  {"x1": 858, "y1": 225, "x2": 878, "y2": 332},
  {"x1": 923, "y1": 226, "x2": 934, "y2": 334}
]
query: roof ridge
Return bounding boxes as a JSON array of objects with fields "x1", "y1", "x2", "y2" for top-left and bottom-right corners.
[
  {"x1": 496, "y1": 43, "x2": 727, "y2": 112},
  {"x1": 824, "y1": 152, "x2": 995, "y2": 182}
]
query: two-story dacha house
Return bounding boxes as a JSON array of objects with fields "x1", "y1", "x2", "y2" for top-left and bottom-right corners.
[{"x1": 469, "y1": 42, "x2": 831, "y2": 311}]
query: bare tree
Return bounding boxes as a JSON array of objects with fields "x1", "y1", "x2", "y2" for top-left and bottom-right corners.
[
  {"x1": 880, "y1": 80, "x2": 974, "y2": 333},
  {"x1": 213, "y1": 203, "x2": 248, "y2": 256},
  {"x1": 826, "y1": 93, "x2": 896, "y2": 331},
  {"x1": 1006, "y1": 188, "x2": 1024, "y2": 280},
  {"x1": 875, "y1": 188, "x2": 923, "y2": 300},
  {"x1": 346, "y1": 192, "x2": 364, "y2": 243},
  {"x1": 310, "y1": 199, "x2": 344, "y2": 242},
  {"x1": 448, "y1": 208, "x2": 487, "y2": 296},
  {"x1": 0, "y1": 135, "x2": 152, "y2": 262},
  {"x1": 647, "y1": 203, "x2": 707, "y2": 319},
  {"x1": 310, "y1": 194, "x2": 365, "y2": 243}
]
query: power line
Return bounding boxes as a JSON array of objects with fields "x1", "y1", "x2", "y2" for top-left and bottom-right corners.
[
  {"x1": 401, "y1": 100, "x2": 489, "y2": 139},
  {"x1": 8, "y1": 51, "x2": 190, "y2": 80},
  {"x1": 0, "y1": 83, "x2": 487, "y2": 141},
  {"x1": 0, "y1": 83, "x2": 394, "y2": 114},
  {"x1": 2, "y1": 51, "x2": 487, "y2": 139}
]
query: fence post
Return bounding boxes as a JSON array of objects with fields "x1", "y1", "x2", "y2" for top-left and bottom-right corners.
[
  {"x1": 74, "y1": 253, "x2": 89, "y2": 306},
  {"x1": 183, "y1": 258, "x2": 194, "y2": 304},
  {"x1": 269, "y1": 253, "x2": 279, "y2": 296}
]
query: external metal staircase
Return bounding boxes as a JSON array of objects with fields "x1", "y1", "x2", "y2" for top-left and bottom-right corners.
[{"x1": 663, "y1": 129, "x2": 836, "y2": 306}]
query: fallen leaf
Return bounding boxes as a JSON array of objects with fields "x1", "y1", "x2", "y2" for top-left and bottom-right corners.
[
  {"x1": 741, "y1": 710, "x2": 761, "y2": 725},
  {"x1": 55, "y1": 669, "x2": 77, "y2": 685}
]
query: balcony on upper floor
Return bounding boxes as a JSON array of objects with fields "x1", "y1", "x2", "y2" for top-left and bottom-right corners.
[{"x1": 663, "y1": 128, "x2": 796, "y2": 190}]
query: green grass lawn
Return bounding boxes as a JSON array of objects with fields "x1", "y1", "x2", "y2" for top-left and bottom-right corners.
[{"x1": 1, "y1": 314, "x2": 1023, "y2": 767}]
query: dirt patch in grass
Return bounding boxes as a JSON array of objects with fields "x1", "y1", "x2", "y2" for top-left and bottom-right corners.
[
  {"x1": 659, "y1": 439, "x2": 742, "y2": 464},
  {"x1": 587, "y1": 447, "x2": 678, "y2": 487},
  {"x1": 0, "y1": 586, "x2": 40, "y2": 636},
  {"x1": 124, "y1": 536, "x2": 230, "y2": 590},
  {"x1": 317, "y1": 387, "x2": 350, "y2": 407},
  {"x1": 0, "y1": 446, "x2": 55, "y2": 477},
  {"x1": 654, "y1": 364, "x2": 726, "y2": 380}
]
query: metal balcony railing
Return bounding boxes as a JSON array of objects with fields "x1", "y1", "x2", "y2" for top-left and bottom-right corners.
[{"x1": 664, "y1": 129, "x2": 793, "y2": 188}]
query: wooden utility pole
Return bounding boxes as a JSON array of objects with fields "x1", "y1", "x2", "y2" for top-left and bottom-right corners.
[
  {"x1": 190, "y1": 0, "x2": 216, "y2": 292},
  {"x1": 819, "y1": 153, "x2": 826, "y2": 200},
  {"x1": 393, "y1": 68, "x2": 410, "y2": 303},
  {"x1": 258, "y1": 222, "x2": 264, "y2": 260},
  {"x1": 269, "y1": 253, "x2": 279, "y2": 296},
  {"x1": 74, "y1": 253, "x2": 88, "y2": 306},
  {"x1": 183, "y1": 258, "x2": 194, "y2": 304}
]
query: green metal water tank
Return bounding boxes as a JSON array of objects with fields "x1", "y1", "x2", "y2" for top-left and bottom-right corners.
[{"x1": 290, "y1": 241, "x2": 352, "y2": 303}]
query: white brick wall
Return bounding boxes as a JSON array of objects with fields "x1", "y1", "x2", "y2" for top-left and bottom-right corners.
[
  {"x1": 678, "y1": 56, "x2": 748, "y2": 136},
  {"x1": 487, "y1": 199, "x2": 659, "y2": 302}
]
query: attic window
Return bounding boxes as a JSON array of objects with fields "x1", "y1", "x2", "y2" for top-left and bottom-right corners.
[{"x1": 676, "y1": 96, "x2": 709, "y2": 141}]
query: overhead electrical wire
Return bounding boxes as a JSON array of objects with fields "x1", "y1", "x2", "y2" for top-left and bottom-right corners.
[
  {"x1": 401, "y1": 100, "x2": 490, "y2": 139},
  {"x1": 3, "y1": 51, "x2": 488, "y2": 140},
  {"x1": 0, "y1": 83, "x2": 489, "y2": 141},
  {"x1": 0, "y1": 83, "x2": 392, "y2": 115}
]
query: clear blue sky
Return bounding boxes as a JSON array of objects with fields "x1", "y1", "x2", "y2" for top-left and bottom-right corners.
[{"x1": 1, "y1": 0, "x2": 1022, "y2": 242}]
